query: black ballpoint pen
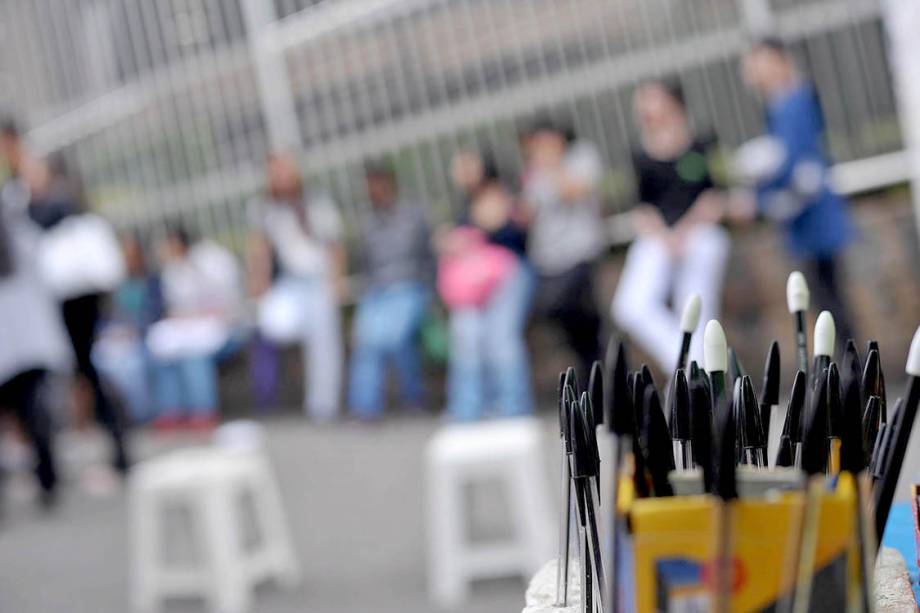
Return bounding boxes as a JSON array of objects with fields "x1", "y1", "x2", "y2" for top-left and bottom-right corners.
[
  {"x1": 760, "y1": 341, "x2": 781, "y2": 461},
  {"x1": 689, "y1": 366, "x2": 714, "y2": 489},
  {"x1": 861, "y1": 349, "x2": 883, "y2": 459},
  {"x1": 775, "y1": 370, "x2": 807, "y2": 469},
  {"x1": 604, "y1": 338, "x2": 633, "y2": 613},
  {"x1": 839, "y1": 367, "x2": 873, "y2": 613},
  {"x1": 555, "y1": 371, "x2": 573, "y2": 607},
  {"x1": 789, "y1": 367, "x2": 831, "y2": 613},
  {"x1": 873, "y1": 326, "x2": 920, "y2": 543},
  {"x1": 571, "y1": 399, "x2": 606, "y2": 613},
  {"x1": 669, "y1": 369, "x2": 693, "y2": 470},
  {"x1": 643, "y1": 386, "x2": 675, "y2": 497},
  {"x1": 711, "y1": 399, "x2": 738, "y2": 613},
  {"x1": 737, "y1": 375, "x2": 767, "y2": 467}
]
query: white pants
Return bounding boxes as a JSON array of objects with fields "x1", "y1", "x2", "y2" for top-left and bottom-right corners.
[
  {"x1": 258, "y1": 276, "x2": 343, "y2": 419},
  {"x1": 612, "y1": 224, "x2": 730, "y2": 372}
]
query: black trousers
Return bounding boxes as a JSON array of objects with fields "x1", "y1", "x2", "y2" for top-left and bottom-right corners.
[
  {"x1": 0, "y1": 369, "x2": 57, "y2": 493},
  {"x1": 800, "y1": 255, "x2": 856, "y2": 343},
  {"x1": 61, "y1": 293, "x2": 129, "y2": 472},
  {"x1": 534, "y1": 261, "x2": 602, "y2": 376}
]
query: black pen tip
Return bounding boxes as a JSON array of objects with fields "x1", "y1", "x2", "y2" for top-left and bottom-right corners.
[
  {"x1": 761, "y1": 340, "x2": 781, "y2": 406},
  {"x1": 782, "y1": 370, "x2": 808, "y2": 443},
  {"x1": 565, "y1": 366, "x2": 579, "y2": 395},
  {"x1": 842, "y1": 339, "x2": 861, "y2": 375},
  {"x1": 588, "y1": 360, "x2": 604, "y2": 428},
  {"x1": 643, "y1": 385, "x2": 675, "y2": 495},
  {"x1": 827, "y1": 363, "x2": 843, "y2": 437},
  {"x1": 740, "y1": 375, "x2": 766, "y2": 450},
  {"x1": 641, "y1": 364, "x2": 657, "y2": 392},
  {"x1": 669, "y1": 369, "x2": 692, "y2": 441},
  {"x1": 608, "y1": 341, "x2": 633, "y2": 436}
]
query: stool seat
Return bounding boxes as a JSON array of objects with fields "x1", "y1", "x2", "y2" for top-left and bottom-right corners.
[
  {"x1": 428, "y1": 417, "x2": 544, "y2": 463},
  {"x1": 129, "y1": 446, "x2": 300, "y2": 613},
  {"x1": 426, "y1": 416, "x2": 554, "y2": 609}
]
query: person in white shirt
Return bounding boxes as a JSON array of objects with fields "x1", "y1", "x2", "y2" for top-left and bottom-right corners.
[
  {"x1": 246, "y1": 152, "x2": 345, "y2": 420},
  {"x1": 148, "y1": 226, "x2": 243, "y2": 431}
]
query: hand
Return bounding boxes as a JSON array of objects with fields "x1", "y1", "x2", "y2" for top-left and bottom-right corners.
[
  {"x1": 726, "y1": 189, "x2": 757, "y2": 224},
  {"x1": 632, "y1": 205, "x2": 667, "y2": 237}
]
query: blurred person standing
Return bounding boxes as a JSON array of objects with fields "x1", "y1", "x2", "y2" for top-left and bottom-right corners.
[
  {"x1": 522, "y1": 119, "x2": 604, "y2": 374},
  {"x1": 0, "y1": 119, "x2": 69, "y2": 506},
  {"x1": 24, "y1": 150, "x2": 130, "y2": 475},
  {"x1": 348, "y1": 164, "x2": 432, "y2": 421},
  {"x1": 247, "y1": 153, "x2": 345, "y2": 420},
  {"x1": 611, "y1": 80, "x2": 729, "y2": 370},
  {"x1": 148, "y1": 226, "x2": 243, "y2": 431},
  {"x1": 740, "y1": 37, "x2": 856, "y2": 339},
  {"x1": 438, "y1": 150, "x2": 534, "y2": 421},
  {"x1": 93, "y1": 235, "x2": 164, "y2": 424}
]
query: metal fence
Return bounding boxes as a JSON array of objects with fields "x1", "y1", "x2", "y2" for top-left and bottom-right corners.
[{"x1": 0, "y1": 0, "x2": 901, "y2": 249}]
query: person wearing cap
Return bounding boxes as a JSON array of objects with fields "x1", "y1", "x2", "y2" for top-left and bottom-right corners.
[
  {"x1": 347, "y1": 163, "x2": 432, "y2": 421},
  {"x1": 739, "y1": 37, "x2": 856, "y2": 340},
  {"x1": 611, "y1": 79, "x2": 729, "y2": 371}
]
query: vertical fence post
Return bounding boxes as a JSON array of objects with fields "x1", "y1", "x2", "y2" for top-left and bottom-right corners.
[
  {"x1": 738, "y1": 0, "x2": 776, "y2": 38},
  {"x1": 884, "y1": 0, "x2": 920, "y2": 240},
  {"x1": 241, "y1": 0, "x2": 302, "y2": 152}
]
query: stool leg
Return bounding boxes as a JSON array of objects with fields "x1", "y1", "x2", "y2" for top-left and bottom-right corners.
[
  {"x1": 250, "y1": 460, "x2": 301, "y2": 587},
  {"x1": 202, "y1": 487, "x2": 251, "y2": 613},
  {"x1": 130, "y1": 489, "x2": 159, "y2": 613},
  {"x1": 427, "y1": 462, "x2": 468, "y2": 608},
  {"x1": 511, "y1": 453, "x2": 555, "y2": 577}
]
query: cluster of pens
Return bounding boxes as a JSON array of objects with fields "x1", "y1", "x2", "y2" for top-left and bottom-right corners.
[{"x1": 550, "y1": 271, "x2": 920, "y2": 612}]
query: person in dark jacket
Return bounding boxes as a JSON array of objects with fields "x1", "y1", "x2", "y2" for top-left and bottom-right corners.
[{"x1": 741, "y1": 37, "x2": 856, "y2": 340}]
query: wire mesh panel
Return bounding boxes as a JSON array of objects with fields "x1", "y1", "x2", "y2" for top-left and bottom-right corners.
[{"x1": 0, "y1": 0, "x2": 899, "y2": 246}]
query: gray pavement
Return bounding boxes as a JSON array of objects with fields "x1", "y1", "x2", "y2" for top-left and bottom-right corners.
[
  {"x1": 0, "y1": 415, "x2": 560, "y2": 613},
  {"x1": 1, "y1": 409, "x2": 917, "y2": 613}
]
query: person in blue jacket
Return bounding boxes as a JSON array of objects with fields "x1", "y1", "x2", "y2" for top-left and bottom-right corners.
[{"x1": 742, "y1": 37, "x2": 856, "y2": 340}]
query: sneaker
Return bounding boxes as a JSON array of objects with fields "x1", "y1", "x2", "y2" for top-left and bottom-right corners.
[
  {"x1": 152, "y1": 415, "x2": 184, "y2": 433},
  {"x1": 186, "y1": 415, "x2": 219, "y2": 433}
]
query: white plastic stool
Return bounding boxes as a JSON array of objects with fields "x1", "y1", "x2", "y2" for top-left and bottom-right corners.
[
  {"x1": 129, "y1": 447, "x2": 300, "y2": 613},
  {"x1": 425, "y1": 417, "x2": 555, "y2": 608}
]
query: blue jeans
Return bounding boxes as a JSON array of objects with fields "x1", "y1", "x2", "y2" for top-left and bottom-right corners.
[
  {"x1": 348, "y1": 282, "x2": 429, "y2": 417},
  {"x1": 153, "y1": 356, "x2": 218, "y2": 418},
  {"x1": 93, "y1": 336, "x2": 157, "y2": 423},
  {"x1": 447, "y1": 261, "x2": 535, "y2": 421}
]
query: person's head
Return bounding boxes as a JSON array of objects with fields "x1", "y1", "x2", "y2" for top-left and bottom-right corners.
[
  {"x1": 1, "y1": 117, "x2": 24, "y2": 173},
  {"x1": 265, "y1": 151, "x2": 303, "y2": 202},
  {"x1": 121, "y1": 233, "x2": 147, "y2": 276},
  {"x1": 523, "y1": 115, "x2": 568, "y2": 168},
  {"x1": 160, "y1": 224, "x2": 191, "y2": 263},
  {"x1": 450, "y1": 149, "x2": 500, "y2": 196},
  {"x1": 364, "y1": 162, "x2": 397, "y2": 209},
  {"x1": 633, "y1": 78, "x2": 688, "y2": 134},
  {"x1": 743, "y1": 37, "x2": 797, "y2": 96}
]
